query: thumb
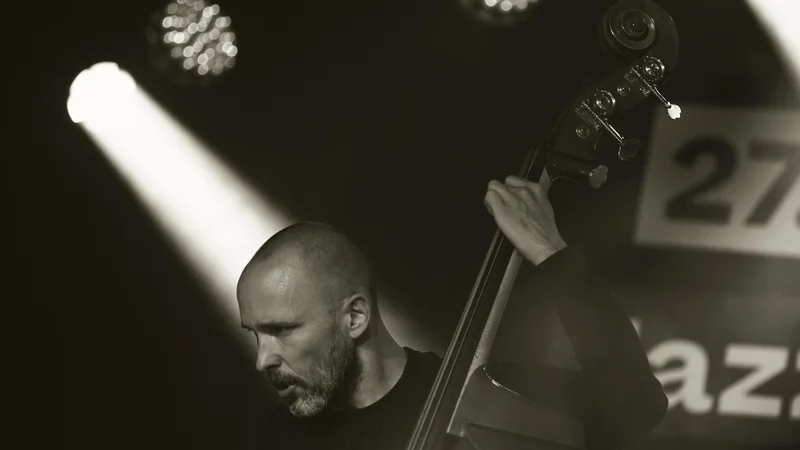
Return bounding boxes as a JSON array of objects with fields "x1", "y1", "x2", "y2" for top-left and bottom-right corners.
[{"x1": 539, "y1": 170, "x2": 552, "y2": 194}]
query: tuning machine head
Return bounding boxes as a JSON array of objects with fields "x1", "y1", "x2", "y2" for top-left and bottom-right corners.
[
  {"x1": 618, "y1": 137, "x2": 640, "y2": 161},
  {"x1": 575, "y1": 89, "x2": 642, "y2": 161},
  {"x1": 546, "y1": 155, "x2": 609, "y2": 190},
  {"x1": 542, "y1": 0, "x2": 681, "y2": 189},
  {"x1": 571, "y1": 53, "x2": 680, "y2": 162},
  {"x1": 633, "y1": 55, "x2": 681, "y2": 119}
]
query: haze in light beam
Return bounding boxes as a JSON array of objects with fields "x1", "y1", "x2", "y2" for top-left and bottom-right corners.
[{"x1": 68, "y1": 62, "x2": 442, "y2": 354}]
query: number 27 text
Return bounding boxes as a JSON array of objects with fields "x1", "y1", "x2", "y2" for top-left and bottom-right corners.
[{"x1": 665, "y1": 137, "x2": 800, "y2": 226}]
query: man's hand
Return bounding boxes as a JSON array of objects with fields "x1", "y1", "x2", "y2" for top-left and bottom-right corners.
[{"x1": 484, "y1": 173, "x2": 567, "y2": 265}]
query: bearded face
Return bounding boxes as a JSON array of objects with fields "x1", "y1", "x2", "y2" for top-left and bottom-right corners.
[
  {"x1": 266, "y1": 321, "x2": 361, "y2": 417},
  {"x1": 237, "y1": 261, "x2": 367, "y2": 418}
]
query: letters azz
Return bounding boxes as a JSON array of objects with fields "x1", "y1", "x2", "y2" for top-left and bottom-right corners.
[{"x1": 631, "y1": 318, "x2": 799, "y2": 420}]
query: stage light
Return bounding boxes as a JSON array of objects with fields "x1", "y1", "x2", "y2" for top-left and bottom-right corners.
[
  {"x1": 746, "y1": 0, "x2": 800, "y2": 88},
  {"x1": 67, "y1": 63, "x2": 443, "y2": 354},
  {"x1": 147, "y1": 0, "x2": 238, "y2": 87},
  {"x1": 67, "y1": 62, "x2": 137, "y2": 126},
  {"x1": 458, "y1": 0, "x2": 540, "y2": 26}
]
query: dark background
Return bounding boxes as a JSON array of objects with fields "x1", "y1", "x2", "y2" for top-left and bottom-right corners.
[{"x1": 11, "y1": 0, "x2": 799, "y2": 449}]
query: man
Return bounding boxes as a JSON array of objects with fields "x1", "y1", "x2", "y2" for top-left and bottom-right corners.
[{"x1": 237, "y1": 174, "x2": 667, "y2": 450}]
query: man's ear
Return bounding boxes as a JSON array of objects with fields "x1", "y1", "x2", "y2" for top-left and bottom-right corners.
[{"x1": 342, "y1": 293, "x2": 371, "y2": 339}]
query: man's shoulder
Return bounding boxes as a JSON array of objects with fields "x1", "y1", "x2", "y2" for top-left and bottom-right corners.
[
  {"x1": 405, "y1": 346, "x2": 442, "y2": 361},
  {"x1": 404, "y1": 347, "x2": 443, "y2": 377},
  {"x1": 406, "y1": 345, "x2": 441, "y2": 354}
]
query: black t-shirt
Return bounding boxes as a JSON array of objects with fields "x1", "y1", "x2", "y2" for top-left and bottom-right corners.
[{"x1": 256, "y1": 347, "x2": 441, "y2": 450}]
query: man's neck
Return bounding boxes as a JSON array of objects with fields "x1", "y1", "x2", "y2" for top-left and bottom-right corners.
[{"x1": 350, "y1": 322, "x2": 408, "y2": 409}]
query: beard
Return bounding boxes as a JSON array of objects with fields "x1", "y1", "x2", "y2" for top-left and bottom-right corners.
[{"x1": 268, "y1": 325, "x2": 361, "y2": 418}]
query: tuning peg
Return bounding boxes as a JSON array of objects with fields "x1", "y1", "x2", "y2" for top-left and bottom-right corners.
[
  {"x1": 548, "y1": 159, "x2": 609, "y2": 189},
  {"x1": 633, "y1": 56, "x2": 681, "y2": 120},
  {"x1": 618, "y1": 137, "x2": 640, "y2": 161},
  {"x1": 643, "y1": 77, "x2": 681, "y2": 119},
  {"x1": 602, "y1": 118, "x2": 640, "y2": 161},
  {"x1": 578, "y1": 91, "x2": 641, "y2": 162},
  {"x1": 586, "y1": 165, "x2": 608, "y2": 189},
  {"x1": 589, "y1": 108, "x2": 640, "y2": 161}
]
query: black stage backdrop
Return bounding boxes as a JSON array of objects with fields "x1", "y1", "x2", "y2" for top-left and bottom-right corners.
[{"x1": 11, "y1": 0, "x2": 799, "y2": 449}]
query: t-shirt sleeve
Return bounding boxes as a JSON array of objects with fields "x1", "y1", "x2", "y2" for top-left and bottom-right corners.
[{"x1": 533, "y1": 246, "x2": 668, "y2": 449}]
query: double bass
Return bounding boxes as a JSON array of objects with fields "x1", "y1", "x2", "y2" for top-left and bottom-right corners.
[{"x1": 406, "y1": 1, "x2": 681, "y2": 449}]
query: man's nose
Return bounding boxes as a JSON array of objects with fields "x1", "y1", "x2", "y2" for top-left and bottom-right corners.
[{"x1": 255, "y1": 342, "x2": 281, "y2": 372}]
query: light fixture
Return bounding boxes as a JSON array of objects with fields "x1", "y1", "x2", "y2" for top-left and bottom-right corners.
[
  {"x1": 458, "y1": 0, "x2": 540, "y2": 26},
  {"x1": 147, "y1": 0, "x2": 238, "y2": 87}
]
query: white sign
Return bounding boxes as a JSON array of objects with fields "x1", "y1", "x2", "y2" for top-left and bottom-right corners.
[{"x1": 635, "y1": 104, "x2": 800, "y2": 258}]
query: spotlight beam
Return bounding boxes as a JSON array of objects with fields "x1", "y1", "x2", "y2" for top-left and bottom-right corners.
[{"x1": 68, "y1": 62, "x2": 443, "y2": 354}]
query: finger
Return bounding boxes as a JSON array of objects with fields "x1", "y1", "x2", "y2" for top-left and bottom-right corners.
[
  {"x1": 506, "y1": 173, "x2": 546, "y2": 201},
  {"x1": 487, "y1": 180, "x2": 513, "y2": 205},
  {"x1": 504, "y1": 175, "x2": 529, "y2": 188},
  {"x1": 504, "y1": 176, "x2": 535, "y2": 202},
  {"x1": 484, "y1": 190, "x2": 503, "y2": 216},
  {"x1": 539, "y1": 170, "x2": 552, "y2": 194}
]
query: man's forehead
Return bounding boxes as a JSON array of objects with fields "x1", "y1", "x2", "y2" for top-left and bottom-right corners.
[
  {"x1": 240, "y1": 260, "x2": 327, "y2": 313},
  {"x1": 247, "y1": 257, "x2": 308, "y2": 286},
  {"x1": 256, "y1": 263, "x2": 293, "y2": 291}
]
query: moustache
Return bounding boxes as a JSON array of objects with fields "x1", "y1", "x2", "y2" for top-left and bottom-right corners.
[{"x1": 267, "y1": 371, "x2": 304, "y2": 389}]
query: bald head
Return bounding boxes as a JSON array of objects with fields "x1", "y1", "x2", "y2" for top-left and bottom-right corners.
[
  {"x1": 236, "y1": 222, "x2": 379, "y2": 416},
  {"x1": 239, "y1": 222, "x2": 378, "y2": 314}
]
